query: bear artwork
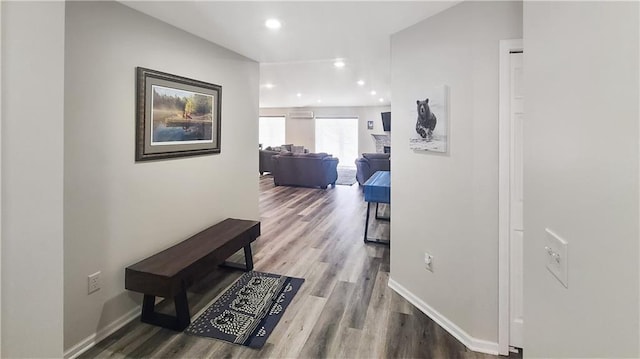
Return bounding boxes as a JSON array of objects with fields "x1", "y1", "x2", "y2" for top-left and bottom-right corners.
[{"x1": 415, "y1": 98, "x2": 437, "y2": 141}]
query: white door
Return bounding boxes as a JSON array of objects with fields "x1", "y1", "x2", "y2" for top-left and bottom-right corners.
[{"x1": 509, "y1": 51, "x2": 524, "y2": 349}]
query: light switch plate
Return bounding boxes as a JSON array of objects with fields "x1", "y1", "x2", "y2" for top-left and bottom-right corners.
[{"x1": 545, "y1": 228, "x2": 568, "y2": 288}]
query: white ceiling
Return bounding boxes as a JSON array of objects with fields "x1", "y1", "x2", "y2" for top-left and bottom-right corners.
[{"x1": 121, "y1": 1, "x2": 458, "y2": 108}]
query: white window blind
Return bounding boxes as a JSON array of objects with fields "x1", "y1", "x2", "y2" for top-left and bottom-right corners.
[
  {"x1": 315, "y1": 117, "x2": 358, "y2": 168},
  {"x1": 259, "y1": 116, "x2": 285, "y2": 148}
]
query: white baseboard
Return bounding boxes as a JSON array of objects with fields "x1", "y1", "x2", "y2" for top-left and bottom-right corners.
[
  {"x1": 387, "y1": 278, "x2": 499, "y2": 355},
  {"x1": 64, "y1": 306, "x2": 141, "y2": 359}
]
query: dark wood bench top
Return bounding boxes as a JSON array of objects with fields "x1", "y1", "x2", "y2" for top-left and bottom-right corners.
[{"x1": 125, "y1": 218, "x2": 260, "y2": 298}]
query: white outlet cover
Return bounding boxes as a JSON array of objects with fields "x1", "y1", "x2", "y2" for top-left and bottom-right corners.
[
  {"x1": 424, "y1": 252, "x2": 433, "y2": 272},
  {"x1": 88, "y1": 271, "x2": 101, "y2": 294},
  {"x1": 545, "y1": 228, "x2": 568, "y2": 288}
]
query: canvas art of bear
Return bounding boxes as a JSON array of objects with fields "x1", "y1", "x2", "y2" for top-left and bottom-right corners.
[{"x1": 415, "y1": 98, "x2": 437, "y2": 141}]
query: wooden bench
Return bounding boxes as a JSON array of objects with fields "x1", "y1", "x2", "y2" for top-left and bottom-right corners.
[{"x1": 125, "y1": 218, "x2": 260, "y2": 331}]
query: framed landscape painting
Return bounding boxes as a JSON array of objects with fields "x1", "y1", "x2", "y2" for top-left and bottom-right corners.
[{"x1": 136, "y1": 67, "x2": 221, "y2": 161}]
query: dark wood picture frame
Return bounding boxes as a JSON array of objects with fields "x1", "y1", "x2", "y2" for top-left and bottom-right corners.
[{"x1": 136, "y1": 67, "x2": 222, "y2": 161}]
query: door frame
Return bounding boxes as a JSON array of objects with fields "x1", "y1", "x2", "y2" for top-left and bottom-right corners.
[{"x1": 498, "y1": 38, "x2": 523, "y2": 356}]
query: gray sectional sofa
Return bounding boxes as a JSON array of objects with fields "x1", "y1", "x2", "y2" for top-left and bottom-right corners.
[
  {"x1": 259, "y1": 149, "x2": 280, "y2": 175},
  {"x1": 272, "y1": 152, "x2": 339, "y2": 189}
]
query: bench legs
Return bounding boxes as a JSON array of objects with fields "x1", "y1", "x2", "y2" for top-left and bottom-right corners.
[
  {"x1": 221, "y1": 244, "x2": 254, "y2": 271},
  {"x1": 138, "y1": 243, "x2": 255, "y2": 331},
  {"x1": 141, "y1": 289, "x2": 190, "y2": 331}
]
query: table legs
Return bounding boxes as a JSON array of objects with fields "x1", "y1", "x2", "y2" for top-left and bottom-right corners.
[
  {"x1": 375, "y1": 202, "x2": 390, "y2": 221},
  {"x1": 364, "y1": 202, "x2": 390, "y2": 245}
]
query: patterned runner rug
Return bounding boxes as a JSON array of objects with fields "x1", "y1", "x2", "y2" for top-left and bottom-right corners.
[{"x1": 185, "y1": 271, "x2": 304, "y2": 348}]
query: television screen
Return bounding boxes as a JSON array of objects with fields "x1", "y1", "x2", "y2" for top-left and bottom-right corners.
[{"x1": 381, "y1": 112, "x2": 391, "y2": 132}]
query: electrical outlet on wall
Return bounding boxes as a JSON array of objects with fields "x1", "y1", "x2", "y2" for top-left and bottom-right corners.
[
  {"x1": 424, "y1": 252, "x2": 434, "y2": 272},
  {"x1": 88, "y1": 271, "x2": 101, "y2": 294},
  {"x1": 545, "y1": 229, "x2": 568, "y2": 288}
]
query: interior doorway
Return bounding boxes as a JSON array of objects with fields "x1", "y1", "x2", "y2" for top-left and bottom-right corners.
[
  {"x1": 315, "y1": 117, "x2": 358, "y2": 168},
  {"x1": 499, "y1": 39, "x2": 524, "y2": 355}
]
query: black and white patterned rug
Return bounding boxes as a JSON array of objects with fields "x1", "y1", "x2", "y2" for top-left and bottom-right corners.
[{"x1": 185, "y1": 271, "x2": 304, "y2": 349}]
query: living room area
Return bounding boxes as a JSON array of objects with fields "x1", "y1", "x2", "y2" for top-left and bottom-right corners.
[{"x1": 258, "y1": 106, "x2": 391, "y2": 188}]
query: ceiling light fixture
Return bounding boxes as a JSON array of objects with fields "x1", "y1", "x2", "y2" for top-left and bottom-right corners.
[
  {"x1": 264, "y1": 83, "x2": 274, "y2": 89},
  {"x1": 296, "y1": 93, "x2": 302, "y2": 98},
  {"x1": 334, "y1": 60, "x2": 345, "y2": 68},
  {"x1": 265, "y1": 19, "x2": 281, "y2": 29},
  {"x1": 379, "y1": 98, "x2": 384, "y2": 102},
  {"x1": 317, "y1": 99, "x2": 322, "y2": 103},
  {"x1": 370, "y1": 90, "x2": 377, "y2": 96},
  {"x1": 357, "y1": 80, "x2": 365, "y2": 86}
]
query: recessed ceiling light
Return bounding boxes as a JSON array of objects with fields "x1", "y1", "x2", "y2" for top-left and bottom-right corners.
[
  {"x1": 334, "y1": 60, "x2": 345, "y2": 68},
  {"x1": 265, "y1": 19, "x2": 281, "y2": 29},
  {"x1": 264, "y1": 83, "x2": 274, "y2": 89},
  {"x1": 370, "y1": 90, "x2": 377, "y2": 96},
  {"x1": 317, "y1": 99, "x2": 322, "y2": 103},
  {"x1": 296, "y1": 93, "x2": 302, "y2": 98},
  {"x1": 357, "y1": 80, "x2": 365, "y2": 86},
  {"x1": 379, "y1": 98, "x2": 384, "y2": 102}
]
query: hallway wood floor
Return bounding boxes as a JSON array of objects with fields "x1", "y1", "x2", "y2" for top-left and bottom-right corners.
[{"x1": 81, "y1": 176, "x2": 520, "y2": 358}]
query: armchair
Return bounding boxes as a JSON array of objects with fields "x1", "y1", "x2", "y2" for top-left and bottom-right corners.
[{"x1": 355, "y1": 153, "x2": 390, "y2": 185}]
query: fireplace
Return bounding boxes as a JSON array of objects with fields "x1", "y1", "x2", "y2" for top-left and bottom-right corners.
[{"x1": 371, "y1": 134, "x2": 391, "y2": 153}]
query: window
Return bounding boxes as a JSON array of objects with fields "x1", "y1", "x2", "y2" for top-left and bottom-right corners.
[
  {"x1": 315, "y1": 117, "x2": 358, "y2": 168},
  {"x1": 259, "y1": 116, "x2": 285, "y2": 148}
]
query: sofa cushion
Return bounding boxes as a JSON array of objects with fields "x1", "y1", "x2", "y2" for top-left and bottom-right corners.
[{"x1": 362, "y1": 153, "x2": 390, "y2": 160}]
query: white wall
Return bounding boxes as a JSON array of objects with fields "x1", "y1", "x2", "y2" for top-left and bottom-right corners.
[
  {"x1": 260, "y1": 106, "x2": 390, "y2": 157},
  {"x1": 523, "y1": 2, "x2": 639, "y2": 357},
  {"x1": 1, "y1": 2, "x2": 65, "y2": 357},
  {"x1": 390, "y1": 1, "x2": 522, "y2": 347},
  {"x1": 0, "y1": 3, "x2": 3, "y2": 355},
  {"x1": 64, "y1": 1, "x2": 259, "y2": 351}
]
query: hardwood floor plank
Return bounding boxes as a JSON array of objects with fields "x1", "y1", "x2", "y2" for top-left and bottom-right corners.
[
  {"x1": 384, "y1": 312, "x2": 414, "y2": 359},
  {"x1": 356, "y1": 270, "x2": 392, "y2": 359},
  {"x1": 268, "y1": 295, "x2": 327, "y2": 358},
  {"x1": 334, "y1": 327, "x2": 363, "y2": 359},
  {"x1": 298, "y1": 281, "x2": 355, "y2": 358},
  {"x1": 80, "y1": 175, "x2": 520, "y2": 359},
  {"x1": 390, "y1": 287, "x2": 415, "y2": 315},
  {"x1": 124, "y1": 328, "x2": 179, "y2": 358},
  {"x1": 343, "y1": 257, "x2": 381, "y2": 329},
  {"x1": 78, "y1": 321, "x2": 161, "y2": 359}
]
